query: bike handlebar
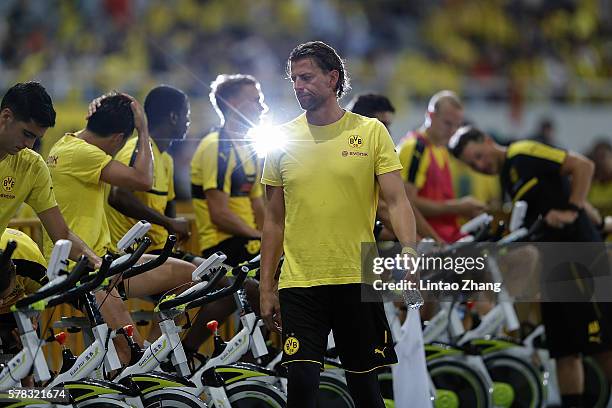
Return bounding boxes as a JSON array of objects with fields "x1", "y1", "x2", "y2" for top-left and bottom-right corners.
[
  {"x1": 15, "y1": 255, "x2": 91, "y2": 309},
  {"x1": 122, "y1": 235, "x2": 176, "y2": 279}
]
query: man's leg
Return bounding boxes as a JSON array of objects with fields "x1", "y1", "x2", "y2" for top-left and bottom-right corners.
[
  {"x1": 181, "y1": 238, "x2": 261, "y2": 352},
  {"x1": 121, "y1": 255, "x2": 195, "y2": 298},
  {"x1": 96, "y1": 288, "x2": 143, "y2": 363},
  {"x1": 344, "y1": 371, "x2": 385, "y2": 408},
  {"x1": 554, "y1": 352, "x2": 587, "y2": 408},
  {"x1": 331, "y1": 284, "x2": 396, "y2": 408},
  {"x1": 556, "y1": 354, "x2": 584, "y2": 405},
  {"x1": 119, "y1": 255, "x2": 194, "y2": 341},
  {"x1": 540, "y1": 301, "x2": 588, "y2": 407},
  {"x1": 593, "y1": 350, "x2": 612, "y2": 383},
  {"x1": 279, "y1": 286, "x2": 330, "y2": 407},
  {"x1": 286, "y1": 362, "x2": 321, "y2": 408}
]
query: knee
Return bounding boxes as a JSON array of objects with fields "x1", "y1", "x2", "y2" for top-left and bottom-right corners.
[
  {"x1": 169, "y1": 259, "x2": 196, "y2": 283},
  {"x1": 244, "y1": 279, "x2": 260, "y2": 307}
]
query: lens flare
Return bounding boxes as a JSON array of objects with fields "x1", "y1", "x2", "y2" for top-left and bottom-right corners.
[{"x1": 248, "y1": 124, "x2": 287, "y2": 158}]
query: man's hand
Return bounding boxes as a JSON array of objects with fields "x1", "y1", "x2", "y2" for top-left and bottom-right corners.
[
  {"x1": 86, "y1": 93, "x2": 148, "y2": 134},
  {"x1": 545, "y1": 209, "x2": 578, "y2": 229},
  {"x1": 260, "y1": 286, "x2": 282, "y2": 333},
  {"x1": 86, "y1": 96, "x2": 104, "y2": 119},
  {"x1": 454, "y1": 196, "x2": 486, "y2": 219},
  {"x1": 128, "y1": 97, "x2": 148, "y2": 134},
  {"x1": 168, "y1": 217, "x2": 191, "y2": 242}
]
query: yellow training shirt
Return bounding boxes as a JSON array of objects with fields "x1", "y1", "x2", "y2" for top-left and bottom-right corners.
[
  {"x1": 0, "y1": 228, "x2": 47, "y2": 314},
  {"x1": 106, "y1": 138, "x2": 175, "y2": 251},
  {"x1": 0, "y1": 149, "x2": 56, "y2": 236},
  {"x1": 261, "y1": 112, "x2": 402, "y2": 289},
  {"x1": 44, "y1": 134, "x2": 113, "y2": 257},
  {"x1": 190, "y1": 131, "x2": 262, "y2": 252}
]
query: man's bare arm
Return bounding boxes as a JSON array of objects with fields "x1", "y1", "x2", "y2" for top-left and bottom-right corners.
[
  {"x1": 38, "y1": 206, "x2": 101, "y2": 267},
  {"x1": 206, "y1": 189, "x2": 261, "y2": 238},
  {"x1": 377, "y1": 171, "x2": 417, "y2": 247},
  {"x1": 259, "y1": 185, "x2": 284, "y2": 331}
]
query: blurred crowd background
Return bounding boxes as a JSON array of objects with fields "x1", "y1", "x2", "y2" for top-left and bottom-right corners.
[
  {"x1": 3, "y1": 0, "x2": 612, "y2": 103},
  {"x1": 1, "y1": 0, "x2": 611, "y2": 219}
]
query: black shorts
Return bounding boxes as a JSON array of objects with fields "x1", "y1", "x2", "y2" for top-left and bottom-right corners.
[
  {"x1": 202, "y1": 237, "x2": 260, "y2": 267},
  {"x1": 279, "y1": 283, "x2": 397, "y2": 373},
  {"x1": 541, "y1": 301, "x2": 612, "y2": 358}
]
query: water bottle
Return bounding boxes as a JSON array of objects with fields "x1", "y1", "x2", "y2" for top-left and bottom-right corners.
[{"x1": 403, "y1": 287, "x2": 424, "y2": 310}]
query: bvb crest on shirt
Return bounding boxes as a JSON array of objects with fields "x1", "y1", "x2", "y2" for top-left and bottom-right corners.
[
  {"x1": 2, "y1": 176, "x2": 15, "y2": 192},
  {"x1": 348, "y1": 135, "x2": 363, "y2": 148}
]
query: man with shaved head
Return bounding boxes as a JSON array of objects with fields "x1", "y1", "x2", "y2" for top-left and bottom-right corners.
[{"x1": 397, "y1": 91, "x2": 485, "y2": 243}]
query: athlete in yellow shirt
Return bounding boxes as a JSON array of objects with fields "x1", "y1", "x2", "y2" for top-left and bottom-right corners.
[
  {"x1": 46, "y1": 93, "x2": 195, "y2": 361},
  {"x1": 0, "y1": 229, "x2": 47, "y2": 356},
  {"x1": 260, "y1": 41, "x2": 417, "y2": 408},
  {"x1": 106, "y1": 85, "x2": 191, "y2": 253},
  {"x1": 185, "y1": 74, "x2": 265, "y2": 353},
  {"x1": 190, "y1": 74, "x2": 265, "y2": 264},
  {"x1": 0, "y1": 82, "x2": 99, "y2": 265}
]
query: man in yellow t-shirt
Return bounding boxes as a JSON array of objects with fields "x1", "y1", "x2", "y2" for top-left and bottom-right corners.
[
  {"x1": 106, "y1": 85, "x2": 192, "y2": 254},
  {"x1": 0, "y1": 229, "x2": 47, "y2": 356},
  {"x1": 46, "y1": 93, "x2": 195, "y2": 361},
  {"x1": 190, "y1": 74, "x2": 265, "y2": 265},
  {"x1": 184, "y1": 74, "x2": 265, "y2": 353},
  {"x1": 260, "y1": 41, "x2": 417, "y2": 407},
  {"x1": 0, "y1": 82, "x2": 99, "y2": 265},
  {"x1": 348, "y1": 92, "x2": 442, "y2": 242}
]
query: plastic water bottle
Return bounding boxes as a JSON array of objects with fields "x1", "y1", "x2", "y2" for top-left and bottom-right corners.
[{"x1": 403, "y1": 288, "x2": 424, "y2": 310}]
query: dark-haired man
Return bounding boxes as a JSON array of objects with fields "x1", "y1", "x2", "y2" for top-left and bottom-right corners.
[
  {"x1": 260, "y1": 41, "x2": 417, "y2": 408},
  {"x1": 449, "y1": 126, "x2": 612, "y2": 407},
  {"x1": 106, "y1": 85, "x2": 192, "y2": 254},
  {"x1": 0, "y1": 81, "x2": 99, "y2": 263},
  {"x1": 348, "y1": 93, "x2": 396, "y2": 130},
  {"x1": 45, "y1": 93, "x2": 196, "y2": 361}
]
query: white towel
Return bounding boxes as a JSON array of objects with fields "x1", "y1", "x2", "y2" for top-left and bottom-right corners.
[{"x1": 392, "y1": 309, "x2": 433, "y2": 408}]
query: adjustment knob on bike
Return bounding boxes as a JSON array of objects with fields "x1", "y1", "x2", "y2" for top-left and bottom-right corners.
[
  {"x1": 207, "y1": 320, "x2": 219, "y2": 335},
  {"x1": 208, "y1": 320, "x2": 227, "y2": 358},
  {"x1": 55, "y1": 331, "x2": 68, "y2": 346},
  {"x1": 124, "y1": 324, "x2": 134, "y2": 338}
]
